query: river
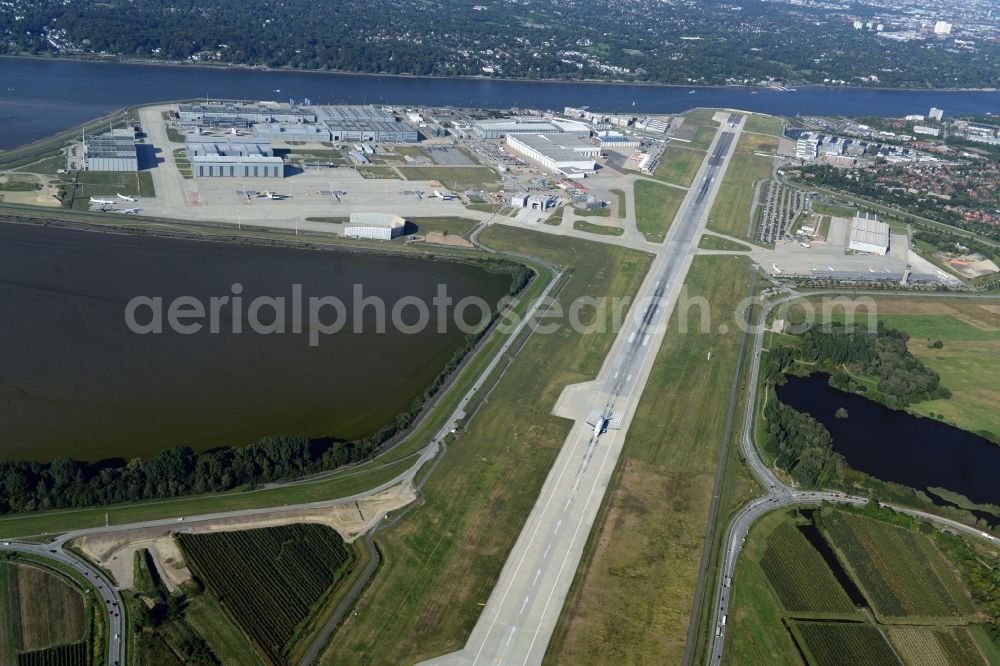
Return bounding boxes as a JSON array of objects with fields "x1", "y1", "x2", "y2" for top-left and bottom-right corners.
[
  {"x1": 1, "y1": 56, "x2": 999, "y2": 149},
  {"x1": 0, "y1": 220, "x2": 511, "y2": 463},
  {"x1": 775, "y1": 374, "x2": 1000, "y2": 509}
]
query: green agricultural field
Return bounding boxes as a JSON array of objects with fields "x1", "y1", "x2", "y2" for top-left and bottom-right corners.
[
  {"x1": 548, "y1": 256, "x2": 755, "y2": 664},
  {"x1": 179, "y1": 524, "x2": 356, "y2": 664},
  {"x1": 14, "y1": 642, "x2": 88, "y2": 666},
  {"x1": 759, "y1": 522, "x2": 856, "y2": 614},
  {"x1": 0, "y1": 561, "x2": 88, "y2": 666},
  {"x1": 634, "y1": 179, "x2": 685, "y2": 242},
  {"x1": 698, "y1": 234, "x2": 751, "y2": 251},
  {"x1": 573, "y1": 220, "x2": 623, "y2": 236},
  {"x1": 793, "y1": 621, "x2": 900, "y2": 666},
  {"x1": 398, "y1": 166, "x2": 499, "y2": 191},
  {"x1": 653, "y1": 145, "x2": 705, "y2": 187},
  {"x1": 707, "y1": 132, "x2": 778, "y2": 239},
  {"x1": 320, "y1": 227, "x2": 653, "y2": 665},
  {"x1": 822, "y1": 510, "x2": 976, "y2": 620},
  {"x1": 889, "y1": 626, "x2": 989, "y2": 666},
  {"x1": 610, "y1": 188, "x2": 626, "y2": 218},
  {"x1": 743, "y1": 114, "x2": 784, "y2": 137},
  {"x1": 811, "y1": 202, "x2": 858, "y2": 219}
]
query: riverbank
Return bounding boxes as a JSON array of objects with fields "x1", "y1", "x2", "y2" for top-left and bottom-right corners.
[{"x1": 3, "y1": 54, "x2": 997, "y2": 93}]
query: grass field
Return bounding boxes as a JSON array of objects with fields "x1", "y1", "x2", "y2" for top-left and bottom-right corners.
[
  {"x1": 811, "y1": 202, "x2": 858, "y2": 219},
  {"x1": 546, "y1": 256, "x2": 754, "y2": 664},
  {"x1": 822, "y1": 511, "x2": 976, "y2": 620},
  {"x1": 793, "y1": 621, "x2": 899, "y2": 666},
  {"x1": 680, "y1": 109, "x2": 722, "y2": 151},
  {"x1": 573, "y1": 205, "x2": 611, "y2": 217},
  {"x1": 743, "y1": 114, "x2": 784, "y2": 137},
  {"x1": 179, "y1": 524, "x2": 356, "y2": 664},
  {"x1": 698, "y1": 234, "x2": 751, "y2": 251},
  {"x1": 398, "y1": 166, "x2": 499, "y2": 191},
  {"x1": 573, "y1": 220, "x2": 623, "y2": 236},
  {"x1": 182, "y1": 593, "x2": 264, "y2": 666},
  {"x1": 355, "y1": 166, "x2": 397, "y2": 179},
  {"x1": 759, "y1": 522, "x2": 856, "y2": 614},
  {"x1": 319, "y1": 226, "x2": 653, "y2": 664},
  {"x1": 825, "y1": 298, "x2": 1000, "y2": 440},
  {"x1": 62, "y1": 170, "x2": 155, "y2": 210},
  {"x1": 653, "y1": 145, "x2": 705, "y2": 187},
  {"x1": 610, "y1": 188, "x2": 626, "y2": 218},
  {"x1": 707, "y1": 132, "x2": 778, "y2": 239},
  {"x1": 634, "y1": 179, "x2": 685, "y2": 242}
]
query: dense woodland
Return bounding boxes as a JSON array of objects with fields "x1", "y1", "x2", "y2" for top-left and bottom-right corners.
[
  {"x1": 1, "y1": 0, "x2": 998, "y2": 88},
  {"x1": 0, "y1": 260, "x2": 532, "y2": 515},
  {"x1": 762, "y1": 323, "x2": 950, "y2": 486}
]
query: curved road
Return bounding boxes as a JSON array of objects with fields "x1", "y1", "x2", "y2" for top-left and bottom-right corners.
[
  {"x1": 0, "y1": 541, "x2": 125, "y2": 665},
  {"x1": 706, "y1": 290, "x2": 1000, "y2": 664}
]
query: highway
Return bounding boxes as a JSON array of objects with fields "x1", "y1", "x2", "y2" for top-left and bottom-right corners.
[
  {"x1": 0, "y1": 541, "x2": 125, "y2": 665},
  {"x1": 424, "y1": 114, "x2": 745, "y2": 666},
  {"x1": 705, "y1": 290, "x2": 1000, "y2": 665}
]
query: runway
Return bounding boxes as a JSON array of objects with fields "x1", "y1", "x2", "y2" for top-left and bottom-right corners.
[{"x1": 423, "y1": 115, "x2": 743, "y2": 666}]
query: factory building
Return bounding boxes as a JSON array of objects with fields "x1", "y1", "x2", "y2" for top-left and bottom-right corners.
[
  {"x1": 598, "y1": 132, "x2": 639, "y2": 148},
  {"x1": 253, "y1": 123, "x2": 332, "y2": 142},
  {"x1": 185, "y1": 137, "x2": 283, "y2": 178},
  {"x1": 344, "y1": 212, "x2": 406, "y2": 240},
  {"x1": 313, "y1": 106, "x2": 418, "y2": 143},
  {"x1": 472, "y1": 118, "x2": 563, "y2": 139},
  {"x1": 84, "y1": 128, "x2": 138, "y2": 172},
  {"x1": 178, "y1": 103, "x2": 316, "y2": 124},
  {"x1": 506, "y1": 133, "x2": 599, "y2": 176},
  {"x1": 796, "y1": 136, "x2": 819, "y2": 160},
  {"x1": 849, "y1": 213, "x2": 889, "y2": 255}
]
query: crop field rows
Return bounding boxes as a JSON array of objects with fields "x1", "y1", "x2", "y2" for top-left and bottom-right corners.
[
  {"x1": 178, "y1": 524, "x2": 355, "y2": 664},
  {"x1": 14, "y1": 642, "x2": 87, "y2": 666},
  {"x1": 822, "y1": 512, "x2": 975, "y2": 620},
  {"x1": 759, "y1": 523, "x2": 856, "y2": 614},
  {"x1": 888, "y1": 626, "x2": 988, "y2": 666},
  {"x1": 792, "y1": 621, "x2": 899, "y2": 666}
]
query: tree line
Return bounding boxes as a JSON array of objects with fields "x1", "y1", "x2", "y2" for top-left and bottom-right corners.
[{"x1": 0, "y1": 259, "x2": 532, "y2": 515}]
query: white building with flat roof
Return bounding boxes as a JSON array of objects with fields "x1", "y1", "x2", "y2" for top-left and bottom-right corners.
[
  {"x1": 849, "y1": 213, "x2": 889, "y2": 255},
  {"x1": 345, "y1": 212, "x2": 406, "y2": 240},
  {"x1": 506, "y1": 133, "x2": 599, "y2": 175}
]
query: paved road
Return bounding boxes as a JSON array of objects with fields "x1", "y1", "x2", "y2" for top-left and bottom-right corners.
[
  {"x1": 0, "y1": 541, "x2": 126, "y2": 665},
  {"x1": 705, "y1": 290, "x2": 1000, "y2": 665},
  {"x1": 422, "y1": 115, "x2": 744, "y2": 666}
]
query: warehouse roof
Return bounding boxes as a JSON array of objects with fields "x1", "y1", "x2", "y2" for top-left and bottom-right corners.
[
  {"x1": 850, "y1": 213, "x2": 889, "y2": 248},
  {"x1": 348, "y1": 212, "x2": 406, "y2": 228},
  {"x1": 508, "y1": 133, "x2": 597, "y2": 162}
]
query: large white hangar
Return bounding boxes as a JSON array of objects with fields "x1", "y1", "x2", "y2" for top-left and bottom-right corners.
[
  {"x1": 344, "y1": 213, "x2": 406, "y2": 240},
  {"x1": 848, "y1": 213, "x2": 889, "y2": 255},
  {"x1": 185, "y1": 137, "x2": 284, "y2": 178},
  {"x1": 505, "y1": 133, "x2": 599, "y2": 176}
]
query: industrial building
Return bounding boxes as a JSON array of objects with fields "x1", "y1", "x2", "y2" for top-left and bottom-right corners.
[
  {"x1": 506, "y1": 133, "x2": 599, "y2": 176},
  {"x1": 84, "y1": 128, "x2": 138, "y2": 172},
  {"x1": 185, "y1": 137, "x2": 283, "y2": 178},
  {"x1": 511, "y1": 193, "x2": 557, "y2": 209},
  {"x1": 472, "y1": 118, "x2": 563, "y2": 139},
  {"x1": 253, "y1": 123, "x2": 332, "y2": 142},
  {"x1": 598, "y1": 132, "x2": 639, "y2": 148},
  {"x1": 848, "y1": 213, "x2": 889, "y2": 255},
  {"x1": 344, "y1": 212, "x2": 406, "y2": 240},
  {"x1": 313, "y1": 106, "x2": 418, "y2": 143},
  {"x1": 178, "y1": 103, "x2": 316, "y2": 124}
]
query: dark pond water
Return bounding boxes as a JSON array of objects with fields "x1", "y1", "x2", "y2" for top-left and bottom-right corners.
[
  {"x1": 775, "y1": 374, "x2": 1000, "y2": 507},
  {"x1": 2, "y1": 56, "x2": 1000, "y2": 149},
  {"x1": 0, "y1": 221, "x2": 510, "y2": 462}
]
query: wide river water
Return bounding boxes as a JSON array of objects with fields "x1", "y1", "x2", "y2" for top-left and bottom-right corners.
[
  {"x1": 1, "y1": 57, "x2": 999, "y2": 149},
  {"x1": 0, "y1": 221, "x2": 511, "y2": 463}
]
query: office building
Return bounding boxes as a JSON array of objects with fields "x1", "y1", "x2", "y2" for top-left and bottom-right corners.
[{"x1": 928, "y1": 107, "x2": 944, "y2": 121}]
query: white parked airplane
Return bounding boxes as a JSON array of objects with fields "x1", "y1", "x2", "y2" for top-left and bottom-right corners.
[
  {"x1": 116, "y1": 193, "x2": 136, "y2": 202},
  {"x1": 432, "y1": 189, "x2": 456, "y2": 200},
  {"x1": 89, "y1": 197, "x2": 115, "y2": 206},
  {"x1": 772, "y1": 263, "x2": 783, "y2": 274},
  {"x1": 259, "y1": 190, "x2": 285, "y2": 200}
]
